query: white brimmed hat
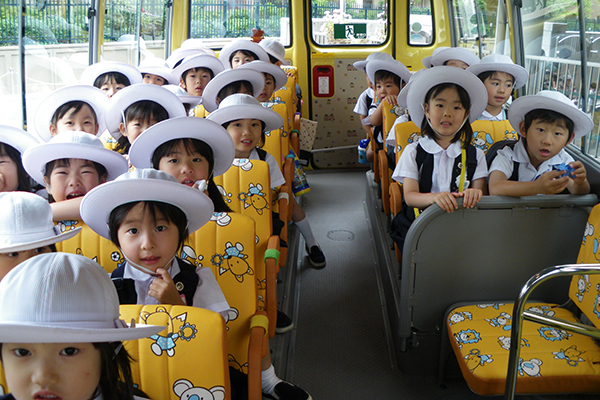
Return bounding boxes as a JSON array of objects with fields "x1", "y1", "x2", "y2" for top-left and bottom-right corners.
[
  {"x1": 22, "y1": 131, "x2": 129, "y2": 185},
  {"x1": 33, "y1": 85, "x2": 108, "y2": 142},
  {"x1": 429, "y1": 47, "x2": 480, "y2": 68},
  {"x1": 105, "y1": 84, "x2": 187, "y2": 140},
  {"x1": 422, "y1": 47, "x2": 449, "y2": 68},
  {"x1": 397, "y1": 69, "x2": 425, "y2": 108},
  {"x1": 138, "y1": 58, "x2": 177, "y2": 85},
  {"x1": 238, "y1": 60, "x2": 288, "y2": 93},
  {"x1": 366, "y1": 59, "x2": 412, "y2": 87},
  {"x1": 201, "y1": 69, "x2": 265, "y2": 113},
  {"x1": 172, "y1": 54, "x2": 225, "y2": 82},
  {"x1": 0, "y1": 252, "x2": 163, "y2": 343},
  {"x1": 0, "y1": 192, "x2": 81, "y2": 253},
  {"x1": 180, "y1": 39, "x2": 217, "y2": 57},
  {"x1": 218, "y1": 39, "x2": 270, "y2": 69},
  {"x1": 466, "y1": 54, "x2": 529, "y2": 89},
  {"x1": 259, "y1": 38, "x2": 285, "y2": 63},
  {"x1": 81, "y1": 61, "x2": 142, "y2": 86},
  {"x1": 406, "y1": 66, "x2": 487, "y2": 125},
  {"x1": 353, "y1": 52, "x2": 394, "y2": 73},
  {"x1": 206, "y1": 93, "x2": 283, "y2": 132},
  {"x1": 0, "y1": 125, "x2": 39, "y2": 154},
  {"x1": 80, "y1": 169, "x2": 214, "y2": 239},
  {"x1": 167, "y1": 47, "x2": 214, "y2": 69},
  {"x1": 508, "y1": 90, "x2": 594, "y2": 140},
  {"x1": 129, "y1": 116, "x2": 235, "y2": 177},
  {"x1": 163, "y1": 85, "x2": 202, "y2": 109}
]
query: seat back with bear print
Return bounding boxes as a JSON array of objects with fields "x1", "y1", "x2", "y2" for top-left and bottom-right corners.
[{"x1": 470, "y1": 119, "x2": 518, "y2": 154}]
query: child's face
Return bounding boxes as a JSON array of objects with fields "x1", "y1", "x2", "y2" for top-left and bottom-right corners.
[
  {"x1": 258, "y1": 73, "x2": 276, "y2": 102},
  {"x1": 231, "y1": 51, "x2": 256, "y2": 69},
  {"x1": 0, "y1": 152, "x2": 19, "y2": 192},
  {"x1": 483, "y1": 72, "x2": 514, "y2": 110},
  {"x1": 520, "y1": 119, "x2": 572, "y2": 169},
  {"x1": 158, "y1": 141, "x2": 211, "y2": 187},
  {"x1": 226, "y1": 119, "x2": 263, "y2": 158},
  {"x1": 181, "y1": 68, "x2": 212, "y2": 97},
  {"x1": 424, "y1": 87, "x2": 469, "y2": 139},
  {"x1": 49, "y1": 104, "x2": 98, "y2": 137},
  {"x1": 216, "y1": 83, "x2": 253, "y2": 106},
  {"x1": 44, "y1": 159, "x2": 107, "y2": 202},
  {"x1": 117, "y1": 202, "x2": 180, "y2": 273},
  {"x1": 119, "y1": 116, "x2": 159, "y2": 144},
  {"x1": 142, "y1": 73, "x2": 166, "y2": 86},
  {"x1": 375, "y1": 77, "x2": 400, "y2": 101},
  {"x1": 445, "y1": 59, "x2": 470, "y2": 69},
  {"x1": 0, "y1": 247, "x2": 52, "y2": 281},
  {"x1": 99, "y1": 77, "x2": 126, "y2": 98},
  {"x1": 1, "y1": 342, "x2": 101, "y2": 400}
]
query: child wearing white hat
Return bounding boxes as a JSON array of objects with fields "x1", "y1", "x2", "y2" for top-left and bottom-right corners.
[
  {"x1": 0, "y1": 126, "x2": 38, "y2": 193},
  {"x1": 172, "y1": 54, "x2": 224, "y2": 98},
  {"x1": 128, "y1": 116, "x2": 235, "y2": 212},
  {"x1": 425, "y1": 46, "x2": 480, "y2": 69},
  {"x1": 138, "y1": 57, "x2": 176, "y2": 86},
  {"x1": 0, "y1": 252, "x2": 163, "y2": 400},
  {"x1": 81, "y1": 61, "x2": 142, "y2": 98},
  {"x1": 201, "y1": 68, "x2": 265, "y2": 113},
  {"x1": 489, "y1": 90, "x2": 592, "y2": 196},
  {"x1": 467, "y1": 54, "x2": 529, "y2": 121},
  {"x1": 219, "y1": 39, "x2": 270, "y2": 69},
  {"x1": 390, "y1": 67, "x2": 489, "y2": 250},
  {"x1": 22, "y1": 131, "x2": 128, "y2": 222},
  {"x1": 238, "y1": 60, "x2": 288, "y2": 103},
  {"x1": 0, "y1": 192, "x2": 81, "y2": 281}
]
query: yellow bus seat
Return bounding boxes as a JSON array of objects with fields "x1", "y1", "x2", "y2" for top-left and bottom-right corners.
[
  {"x1": 470, "y1": 119, "x2": 518, "y2": 153},
  {"x1": 55, "y1": 220, "x2": 122, "y2": 275},
  {"x1": 444, "y1": 204, "x2": 600, "y2": 395},
  {"x1": 120, "y1": 304, "x2": 231, "y2": 400},
  {"x1": 185, "y1": 214, "x2": 268, "y2": 400}
]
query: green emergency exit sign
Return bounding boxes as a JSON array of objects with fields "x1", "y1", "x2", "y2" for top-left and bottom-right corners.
[{"x1": 333, "y1": 23, "x2": 367, "y2": 40}]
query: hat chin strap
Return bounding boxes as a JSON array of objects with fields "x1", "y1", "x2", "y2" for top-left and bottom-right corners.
[
  {"x1": 426, "y1": 115, "x2": 470, "y2": 139},
  {"x1": 121, "y1": 250, "x2": 176, "y2": 277}
]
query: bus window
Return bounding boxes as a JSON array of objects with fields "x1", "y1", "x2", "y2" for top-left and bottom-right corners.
[
  {"x1": 189, "y1": 0, "x2": 291, "y2": 46},
  {"x1": 310, "y1": 0, "x2": 388, "y2": 45},
  {"x1": 409, "y1": 0, "x2": 433, "y2": 46},
  {"x1": 451, "y1": 0, "x2": 504, "y2": 57}
]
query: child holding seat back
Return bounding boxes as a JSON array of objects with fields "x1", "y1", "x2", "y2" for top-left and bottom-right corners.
[
  {"x1": 0, "y1": 252, "x2": 163, "y2": 400},
  {"x1": 488, "y1": 90, "x2": 592, "y2": 196},
  {"x1": 390, "y1": 66, "x2": 489, "y2": 251}
]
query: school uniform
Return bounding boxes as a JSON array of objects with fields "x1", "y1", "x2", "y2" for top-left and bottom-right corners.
[
  {"x1": 385, "y1": 114, "x2": 410, "y2": 147},
  {"x1": 479, "y1": 109, "x2": 507, "y2": 121},
  {"x1": 489, "y1": 139, "x2": 574, "y2": 182},
  {"x1": 353, "y1": 87, "x2": 374, "y2": 116},
  {"x1": 248, "y1": 147, "x2": 286, "y2": 188},
  {"x1": 392, "y1": 136, "x2": 488, "y2": 191}
]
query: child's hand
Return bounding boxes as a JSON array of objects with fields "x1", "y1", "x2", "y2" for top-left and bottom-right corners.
[
  {"x1": 538, "y1": 170, "x2": 569, "y2": 194},
  {"x1": 457, "y1": 188, "x2": 483, "y2": 208},
  {"x1": 569, "y1": 161, "x2": 587, "y2": 185},
  {"x1": 433, "y1": 191, "x2": 459, "y2": 212},
  {"x1": 383, "y1": 95, "x2": 398, "y2": 107},
  {"x1": 149, "y1": 268, "x2": 186, "y2": 305}
]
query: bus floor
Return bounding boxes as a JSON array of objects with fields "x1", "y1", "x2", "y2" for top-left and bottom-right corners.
[{"x1": 269, "y1": 169, "x2": 599, "y2": 400}]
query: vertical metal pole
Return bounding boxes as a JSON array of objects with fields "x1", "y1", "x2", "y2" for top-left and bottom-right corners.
[
  {"x1": 88, "y1": 0, "x2": 100, "y2": 65},
  {"x1": 18, "y1": 0, "x2": 27, "y2": 130},
  {"x1": 223, "y1": 0, "x2": 227, "y2": 37},
  {"x1": 136, "y1": 0, "x2": 143, "y2": 65},
  {"x1": 164, "y1": 0, "x2": 173, "y2": 57},
  {"x1": 577, "y1": 0, "x2": 588, "y2": 116},
  {"x1": 473, "y1": 0, "x2": 484, "y2": 57}
]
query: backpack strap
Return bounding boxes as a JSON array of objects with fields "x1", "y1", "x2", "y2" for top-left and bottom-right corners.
[
  {"x1": 111, "y1": 266, "x2": 137, "y2": 305},
  {"x1": 416, "y1": 143, "x2": 434, "y2": 194},
  {"x1": 255, "y1": 147, "x2": 268, "y2": 162}
]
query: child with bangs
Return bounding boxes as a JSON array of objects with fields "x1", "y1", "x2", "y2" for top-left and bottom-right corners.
[
  {"x1": 81, "y1": 61, "x2": 142, "y2": 98},
  {"x1": 201, "y1": 68, "x2": 265, "y2": 113},
  {"x1": 0, "y1": 126, "x2": 38, "y2": 193},
  {"x1": 219, "y1": 39, "x2": 270, "y2": 69}
]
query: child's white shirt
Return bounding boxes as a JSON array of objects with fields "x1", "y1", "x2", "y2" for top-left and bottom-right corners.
[
  {"x1": 248, "y1": 148, "x2": 286, "y2": 188},
  {"x1": 385, "y1": 114, "x2": 411, "y2": 147},
  {"x1": 479, "y1": 109, "x2": 507, "y2": 121},
  {"x1": 392, "y1": 136, "x2": 488, "y2": 192},
  {"x1": 489, "y1": 139, "x2": 574, "y2": 181},
  {"x1": 353, "y1": 87, "x2": 374, "y2": 115},
  {"x1": 123, "y1": 258, "x2": 230, "y2": 319}
]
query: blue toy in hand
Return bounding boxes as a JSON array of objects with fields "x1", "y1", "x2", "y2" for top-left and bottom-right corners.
[{"x1": 552, "y1": 163, "x2": 576, "y2": 179}]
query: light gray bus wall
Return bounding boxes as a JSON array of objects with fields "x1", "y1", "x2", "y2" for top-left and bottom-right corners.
[{"x1": 393, "y1": 194, "x2": 598, "y2": 375}]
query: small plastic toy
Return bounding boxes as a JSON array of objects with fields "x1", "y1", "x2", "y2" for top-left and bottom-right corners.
[{"x1": 552, "y1": 162, "x2": 576, "y2": 179}]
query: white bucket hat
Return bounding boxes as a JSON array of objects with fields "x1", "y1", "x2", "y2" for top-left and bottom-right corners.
[
  {"x1": 80, "y1": 168, "x2": 214, "y2": 240},
  {"x1": 22, "y1": 131, "x2": 129, "y2": 185},
  {"x1": 397, "y1": 69, "x2": 425, "y2": 108},
  {"x1": 163, "y1": 85, "x2": 202, "y2": 109},
  {"x1": 167, "y1": 47, "x2": 215, "y2": 69},
  {"x1": 366, "y1": 59, "x2": 412, "y2": 87},
  {"x1": 429, "y1": 47, "x2": 480, "y2": 68},
  {"x1": 206, "y1": 93, "x2": 283, "y2": 132},
  {"x1": 172, "y1": 54, "x2": 225, "y2": 82},
  {"x1": 353, "y1": 52, "x2": 394, "y2": 73},
  {"x1": 466, "y1": 54, "x2": 529, "y2": 89},
  {"x1": 33, "y1": 85, "x2": 108, "y2": 142},
  {"x1": 218, "y1": 39, "x2": 270, "y2": 69},
  {"x1": 238, "y1": 60, "x2": 288, "y2": 93},
  {"x1": 406, "y1": 66, "x2": 488, "y2": 125},
  {"x1": 0, "y1": 192, "x2": 81, "y2": 253},
  {"x1": 138, "y1": 57, "x2": 177, "y2": 85},
  {"x1": 180, "y1": 39, "x2": 217, "y2": 57},
  {"x1": 129, "y1": 116, "x2": 235, "y2": 177},
  {"x1": 0, "y1": 252, "x2": 163, "y2": 343},
  {"x1": 105, "y1": 84, "x2": 187, "y2": 140},
  {"x1": 508, "y1": 90, "x2": 594, "y2": 140},
  {"x1": 0, "y1": 125, "x2": 39, "y2": 154},
  {"x1": 80, "y1": 61, "x2": 142, "y2": 86},
  {"x1": 259, "y1": 38, "x2": 285, "y2": 63},
  {"x1": 422, "y1": 46, "x2": 449, "y2": 68},
  {"x1": 201, "y1": 69, "x2": 265, "y2": 113}
]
